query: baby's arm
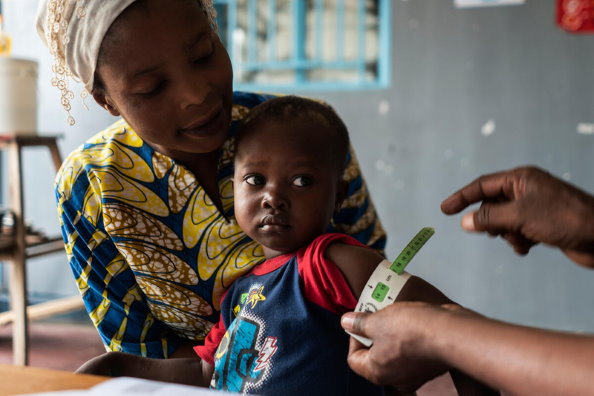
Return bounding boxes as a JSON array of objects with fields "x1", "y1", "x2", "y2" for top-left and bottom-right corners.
[
  {"x1": 324, "y1": 242, "x2": 449, "y2": 303},
  {"x1": 325, "y1": 243, "x2": 499, "y2": 396},
  {"x1": 76, "y1": 351, "x2": 214, "y2": 387}
]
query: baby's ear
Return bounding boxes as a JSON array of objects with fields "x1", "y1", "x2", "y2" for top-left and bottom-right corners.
[{"x1": 334, "y1": 179, "x2": 348, "y2": 212}]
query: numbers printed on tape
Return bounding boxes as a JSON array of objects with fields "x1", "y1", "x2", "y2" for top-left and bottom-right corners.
[
  {"x1": 390, "y1": 227, "x2": 435, "y2": 274},
  {"x1": 371, "y1": 282, "x2": 389, "y2": 303}
]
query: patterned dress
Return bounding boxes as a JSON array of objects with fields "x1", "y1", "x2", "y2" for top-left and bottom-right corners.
[{"x1": 55, "y1": 91, "x2": 386, "y2": 358}]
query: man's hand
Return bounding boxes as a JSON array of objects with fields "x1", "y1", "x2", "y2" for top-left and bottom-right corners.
[
  {"x1": 341, "y1": 302, "x2": 449, "y2": 393},
  {"x1": 441, "y1": 166, "x2": 594, "y2": 267}
]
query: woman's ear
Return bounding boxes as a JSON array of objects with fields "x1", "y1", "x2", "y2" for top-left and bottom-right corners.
[{"x1": 92, "y1": 90, "x2": 121, "y2": 116}]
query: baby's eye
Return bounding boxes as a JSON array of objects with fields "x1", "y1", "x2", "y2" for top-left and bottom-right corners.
[
  {"x1": 245, "y1": 174, "x2": 265, "y2": 186},
  {"x1": 292, "y1": 175, "x2": 312, "y2": 187}
]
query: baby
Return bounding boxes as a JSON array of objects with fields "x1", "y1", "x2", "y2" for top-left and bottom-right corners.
[
  {"x1": 77, "y1": 96, "x2": 494, "y2": 396},
  {"x1": 194, "y1": 96, "x2": 387, "y2": 394}
]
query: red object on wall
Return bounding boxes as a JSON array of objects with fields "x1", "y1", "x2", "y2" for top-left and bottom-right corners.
[{"x1": 557, "y1": 0, "x2": 594, "y2": 33}]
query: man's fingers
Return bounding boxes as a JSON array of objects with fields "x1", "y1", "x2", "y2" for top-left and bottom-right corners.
[
  {"x1": 471, "y1": 201, "x2": 521, "y2": 234},
  {"x1": 503, "y1": 233, "x2": 535, "y2": 255},
  {"x1": 465, "y1": 204, "x2": 537, "y2": 255},
  {"x1": 348, "y1": 334, "x2": 367, "y2": 353},
  {"x1": 346, "y1": 342, "x2": 372, "y2": 380},
  {"x1": 441, "y1": 171, "x2": 511, "y2": 214},
  {"x1": 341, "y1": 312, "x2": 370, "y2": 337}
]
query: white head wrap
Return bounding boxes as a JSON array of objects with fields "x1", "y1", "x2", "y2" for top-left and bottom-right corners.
[{"x1": 35, "y1": 0, "x2": 217, "y2": 125}]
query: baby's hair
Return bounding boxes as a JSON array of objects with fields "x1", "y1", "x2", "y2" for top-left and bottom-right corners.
[{"x1": 235, "y1": 96, "x2": 351, "y2": 174}]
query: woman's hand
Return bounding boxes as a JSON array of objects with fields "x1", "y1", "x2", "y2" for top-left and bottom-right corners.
[{"x1": 441, "y1": 166, "x2": 594, "y2": 267}]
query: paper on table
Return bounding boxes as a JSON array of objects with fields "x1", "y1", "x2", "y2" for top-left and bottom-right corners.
[{"x1": 22, "y1": 377, "x2": 242, "y2": 396}]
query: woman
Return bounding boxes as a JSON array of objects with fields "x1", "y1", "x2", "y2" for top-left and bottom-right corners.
[{"x1": 36, "y1": 0, "x2": 385, "y2": 359}]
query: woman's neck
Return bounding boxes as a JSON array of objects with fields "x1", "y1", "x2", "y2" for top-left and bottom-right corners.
[{"x1": 179, "y1": 151, "x2": 224, "y2": 213}]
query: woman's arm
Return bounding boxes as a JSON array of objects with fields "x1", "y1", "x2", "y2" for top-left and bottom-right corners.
[
  {"x1": 76, "y1": 351, "x2": 213, "y2": 387},
  {"x1": 343, "y1": 302, "x2": 594, "y2": 396},
  {"x1": 56, "y1": 165, "x2": 183, "y2": 358},
  {"x1": 331, "y1": 148, "x2": 387, "y2": 254}
]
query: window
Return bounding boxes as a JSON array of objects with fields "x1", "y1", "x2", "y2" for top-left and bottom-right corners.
[{"x1": 214, "y1": 0, "x2": 391, "y2": 91}]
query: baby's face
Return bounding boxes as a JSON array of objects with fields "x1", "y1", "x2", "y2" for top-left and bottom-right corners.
[{"x1": 233, "y1": 121, "x2": 341, "y2": 258}]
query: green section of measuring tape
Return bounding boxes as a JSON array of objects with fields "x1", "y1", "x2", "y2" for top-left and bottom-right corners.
[{"x1": 390, "y1": 227, "x2": 435, "y2": 274}]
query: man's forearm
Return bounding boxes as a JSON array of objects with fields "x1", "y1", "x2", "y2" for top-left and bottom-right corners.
[{"x1": 429, "y1": 311, "x2": 594, "y2": 396}]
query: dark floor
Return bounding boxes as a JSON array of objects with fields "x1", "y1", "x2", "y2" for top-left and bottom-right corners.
[{"x1": 0, "y1": 309, "x2": 105, "y2": 371}]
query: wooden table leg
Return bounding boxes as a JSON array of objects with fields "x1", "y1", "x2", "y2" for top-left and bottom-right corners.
[
  {"x1": 8, "y1": 140, "x2": 28, "y2": 366},
  {"x1": 47, "y1": 141, "x2": 63, "y2": 171}
]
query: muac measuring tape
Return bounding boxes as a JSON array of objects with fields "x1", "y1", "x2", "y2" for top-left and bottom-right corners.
[{"x1": 347, "y1": 227, "x2": 435, "y2": 347}]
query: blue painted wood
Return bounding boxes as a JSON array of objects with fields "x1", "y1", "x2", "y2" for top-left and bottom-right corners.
[{"x1": 216, "y1": 0, "x2": 391, "y2": 90}]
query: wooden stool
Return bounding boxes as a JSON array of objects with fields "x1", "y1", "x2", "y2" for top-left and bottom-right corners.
[{"x1": 0, "y1": 135, "x2": 83, "y2": 366}]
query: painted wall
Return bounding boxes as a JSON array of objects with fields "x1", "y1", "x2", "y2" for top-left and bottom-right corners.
[
  {"x1": 2, "y1": 0, "x2": 118, "y2": 300},
  {"x1": 311, "y1": 0, "x2": 594, "y2": 332},
  {"x1": 3, "y1": 0, "x2": 594, "y2": 331}
]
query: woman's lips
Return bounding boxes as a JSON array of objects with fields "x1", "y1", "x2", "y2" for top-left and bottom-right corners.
[{"x1": 179, "y1": 103, "x2": 225, "y2": 137}]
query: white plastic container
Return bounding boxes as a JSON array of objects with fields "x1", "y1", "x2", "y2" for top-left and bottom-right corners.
[{"x1": 0, "y1": 57, "x2": 38, "y2": 135}]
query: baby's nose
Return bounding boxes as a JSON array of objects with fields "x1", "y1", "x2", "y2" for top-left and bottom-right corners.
[{"x1": 262, "y1": 190, "x2": 288, "y2": 210}]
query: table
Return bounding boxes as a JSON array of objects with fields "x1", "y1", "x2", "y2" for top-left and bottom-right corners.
[{"x1": 0, "y1": 364, "x2": 107, "y2": 395}]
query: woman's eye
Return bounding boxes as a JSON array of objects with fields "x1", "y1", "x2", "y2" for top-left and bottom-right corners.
[
  {"x1": 192, "y1": 53, "x2": 211, "y2": 65},
  {"x1": 136, "y1": 81, "x2": 166, "y2": 96},
  {"x1": 245, "y1": 174, "x2": 265, "y2": 186},
  {"x1": 292, "y1": 175, "x2": 312, "y2": 187},
  {"x1": 192, "y1": 40, "x2": 214, "y2": 64}
]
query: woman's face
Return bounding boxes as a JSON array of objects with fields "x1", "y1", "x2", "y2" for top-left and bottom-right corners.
[{"x1": 93, "y1": 0, "x2": 233, "y2": 162}]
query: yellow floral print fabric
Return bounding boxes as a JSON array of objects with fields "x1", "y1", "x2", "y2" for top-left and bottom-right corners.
[{"x1": 55, "y1": 92, "x2": 386, "y2": 358}]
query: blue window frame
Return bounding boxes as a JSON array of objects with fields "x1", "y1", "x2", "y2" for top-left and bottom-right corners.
[{"x1": 214, "y1": 0, "x2": 391, "y2": 91}]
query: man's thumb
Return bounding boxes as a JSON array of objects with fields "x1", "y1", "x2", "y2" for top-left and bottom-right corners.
[
  {"x1": 461, "y1": 212, "x2": 478, "y2": 231},
  {"x1": 341, "y1": 312, "x2": 368, "y2": 336}
]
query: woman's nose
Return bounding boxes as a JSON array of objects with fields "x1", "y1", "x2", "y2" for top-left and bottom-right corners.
[{"x1": 179, "y1": 71, "x2": 210, "y2": 110}]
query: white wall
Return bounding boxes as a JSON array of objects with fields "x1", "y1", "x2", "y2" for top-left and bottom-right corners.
[
  {"x1": 3, "y1": 0, "x2": 117, "y2": 298},
  {"x1": 310, "y1": 1, "x2": 594, "y2": 332}
]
